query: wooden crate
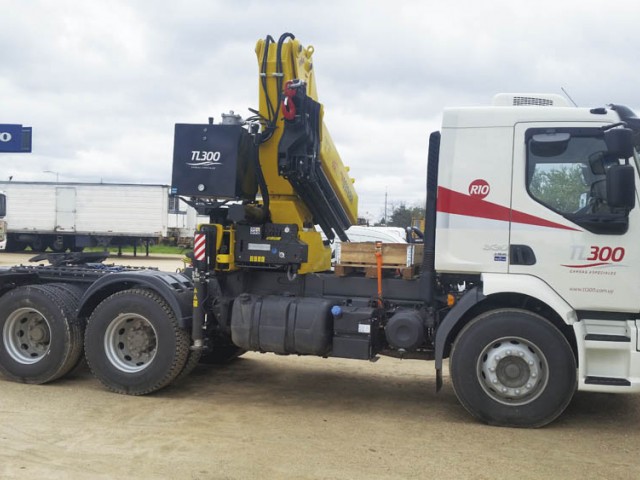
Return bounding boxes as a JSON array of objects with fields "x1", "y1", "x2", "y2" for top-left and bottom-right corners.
[
  {"x1": 334, "y1": 263, "x2": 418, "y2": 280},
  {"x1": 336, "y1": 242, "x2": 423, "y2": 268}
]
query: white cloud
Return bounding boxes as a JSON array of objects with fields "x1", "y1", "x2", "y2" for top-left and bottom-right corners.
[{"x1": 1, "y1": 0, "x2": 639, "y2": 218}]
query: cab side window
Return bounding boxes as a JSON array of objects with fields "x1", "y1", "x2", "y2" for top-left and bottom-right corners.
[
  {"x1": 528, "y1": 160, "x2": 590, "y2": 214},
  {"x1": 525, "y1": 128, "x2": 629, "y2": 234},
  {"x1": 527, "y1": 131, "x2": 615, "y2": 216}
]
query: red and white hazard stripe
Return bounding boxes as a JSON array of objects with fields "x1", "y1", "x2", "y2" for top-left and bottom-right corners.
[{"x1": 194, "y1": 233, "x2": 206, "y2": 261}]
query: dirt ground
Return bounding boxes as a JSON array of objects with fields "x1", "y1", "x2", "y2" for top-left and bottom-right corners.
[{"x1": 0, "y1": 252, "x2": 639, "y2": 479}]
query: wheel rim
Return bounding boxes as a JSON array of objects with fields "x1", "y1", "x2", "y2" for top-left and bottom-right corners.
[
  {"x1": 3, "y1": 307, "x2": 52, "y2": 364},
  {"x1": 104, "y1": 313, "x2": 158, "y2": 373},
  {"x1": 477, "y1": 336, "x2": 549, "y2": 406}
]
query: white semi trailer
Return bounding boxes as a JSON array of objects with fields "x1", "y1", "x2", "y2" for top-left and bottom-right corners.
[{"x1": 0, "y1": 182, "x2": 170, "y2": 252}]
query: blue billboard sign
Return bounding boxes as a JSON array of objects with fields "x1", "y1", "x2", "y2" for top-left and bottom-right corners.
[{"x1": 0, "y1": 124, "x2": 32, "y2": 152}]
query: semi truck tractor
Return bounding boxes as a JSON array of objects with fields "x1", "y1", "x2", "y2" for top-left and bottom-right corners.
[{"x1": 1, "y1": 33, "x2": 639, "y2": 428}]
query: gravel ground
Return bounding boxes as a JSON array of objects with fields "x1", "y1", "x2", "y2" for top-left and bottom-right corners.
[{"x1": 0, "y1": 252, "x2": 639, "y2": 479}]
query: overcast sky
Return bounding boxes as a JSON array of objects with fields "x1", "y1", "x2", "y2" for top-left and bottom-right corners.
[{"x1": 2, "y1": 0, "x2": 639, "y2": 221}]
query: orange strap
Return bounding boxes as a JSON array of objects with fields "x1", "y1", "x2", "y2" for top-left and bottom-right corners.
[{"x1": 375, "y1": 242, "x2": 383, "y2": 306}]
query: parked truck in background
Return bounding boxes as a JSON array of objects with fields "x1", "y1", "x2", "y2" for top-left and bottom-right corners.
[
  {"x1": 167, "y1": 194, "x2": 209, "y2": 247},
  {"x1": 0, "y1": 182, "x2": 170, "y2": 252},
  {"x1": 0, "y1": 33, "x2": 639, "y2": 428}
]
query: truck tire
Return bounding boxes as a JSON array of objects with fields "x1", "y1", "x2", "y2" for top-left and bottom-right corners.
[
  {"x1": 0, "y1": 284, "x2": 84, "y2": 384},
  {"x1": 45, "y1": 283, "x2": 86, "y2": 372},
  {"x1": 174, "y1": 349, "x2": 202, "y2": 383},
  {"x1": 28, "y1": 236, "x2": 48, "y2": 253},
  {"x1": 50, "y1": 237, "x2": 67, "y2": 253},
  {"x1": 45, "y1": 279, "x2": 85, "y2": 305},
  {"x1": 450, "y1": 309, "x2": 576, "y2": 428},
  {"x1": 6, "y1": 236, "x2": 27, "y2": 252},
  {"x1": 84, "y1": 288, "x2": 190, "y2": 395}
]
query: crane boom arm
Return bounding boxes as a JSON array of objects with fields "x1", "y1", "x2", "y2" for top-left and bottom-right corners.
[{"x1": 255, "y1": 34, "x2": 358, "y2": 242}]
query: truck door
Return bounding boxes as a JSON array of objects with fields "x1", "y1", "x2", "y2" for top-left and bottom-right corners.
[
  {"x1": 509, "y1": 124, "x2": 640, "y2": 312},
  {"x1": 55, "y1": 187, "x2": 76, "y2": 232}
]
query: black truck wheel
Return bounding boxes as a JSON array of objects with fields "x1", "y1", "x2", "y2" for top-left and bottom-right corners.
[
  {"x1": 450, "y1": 309, "x2": 576, "y2": 428},
  {"x1": 84, "y1": 288, "x2": 190, "y2": 395},
  {"x1": 28, "y1": 236, "x2": 48, "y2": 252},
  {"x1": 46, "y1": 282, "x2": 85, "y2": 301},
  {"x1": 45, "y1": 283, "x2": 86, "y2": 373},
  {"x1": 5, "y1": 236, "x2": 27, "y2": 252},
  {"x1": 174, "y1": 349, "x2": 202, "y2": 383},
  {"x1": 0, "y1": 285, "x2": 84, "y2": 384},
  {"x1": 50, "y1": 237, "x2": 67, "y2": 253}
]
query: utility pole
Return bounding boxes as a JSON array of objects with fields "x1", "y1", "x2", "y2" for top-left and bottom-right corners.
[{"x1": 384, "y1": 187, "x2": 388, "y2": 225}]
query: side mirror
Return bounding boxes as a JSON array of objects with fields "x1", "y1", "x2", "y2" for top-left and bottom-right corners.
[
  {"x1": 604, "y1": 128, "x2": 635, "y2": 159},
  {"x1": 607, "y1": 164, "x2": 635, "y2": 210}
]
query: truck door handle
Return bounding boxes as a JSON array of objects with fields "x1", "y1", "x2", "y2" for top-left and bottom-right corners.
[{"x1": 510, "y1": 245, "x2": 536, "y2": 265}]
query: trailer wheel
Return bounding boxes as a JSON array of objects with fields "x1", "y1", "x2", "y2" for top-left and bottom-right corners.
[
  {"x1": 199, "y1": 345, "x2": 246, "y2": 365},
  {"x1": 84, "y1": 288, "x2": 190, "y2": 395},
  {"x1": 50, "y1": 238, "x2": 67, "y2": 253},
  {"x1": 6, "y1": 236, "x2": 27, "y2": 252},
  {"x1": 28, "y1": 236, "x2": 48, "y2": 253},
  {"x1": 0, "y1": 285, "x2": 84, "y2": 384},
  {"x1": 450, "y1": 309, "x2": 576, "y2": 428}
]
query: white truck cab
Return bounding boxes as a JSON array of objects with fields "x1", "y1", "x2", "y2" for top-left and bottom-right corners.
[{"x1": 435, "y1": 94, "x2": 640, "y2": 395}]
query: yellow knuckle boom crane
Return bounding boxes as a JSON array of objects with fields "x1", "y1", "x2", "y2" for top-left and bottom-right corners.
[{"x1": 172, "y1": 33, "x2": 357, "y2": 275}]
